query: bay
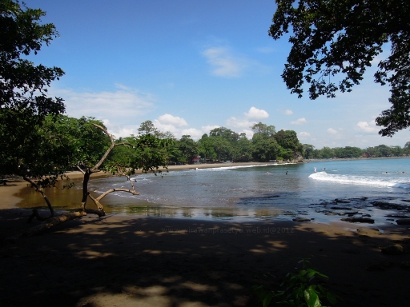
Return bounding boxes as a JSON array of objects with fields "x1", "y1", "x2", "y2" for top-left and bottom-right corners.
[{"x1": 17, "y1": 158, "x2": 410, "y2": 225}]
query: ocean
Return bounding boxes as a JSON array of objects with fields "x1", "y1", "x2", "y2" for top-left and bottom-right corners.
[{"x1": 83, "y1": 158, "x2": 410, "y2": 225}]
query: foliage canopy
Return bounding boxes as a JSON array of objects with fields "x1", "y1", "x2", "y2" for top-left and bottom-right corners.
[
  {"x1": 269, "y1": 0, "x2": 410, "y2": 136},
  {"x1": 0, "y1": 0, "x2": 65, "y2": 176}
]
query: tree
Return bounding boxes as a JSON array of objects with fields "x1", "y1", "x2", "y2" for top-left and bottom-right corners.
[
  {"x1": 197, "y1": 134, "x2": 217, "y2": 161},
  {"x1": 403, "y1": 142, "x2": 410, "y2": 155},
  {"x1": 274, "y1": 130, "x2": 303, "y2": 155},
  {"x1": 209, "y1": 127, "x2": 239, "y2": 143},
  {"x1": 138, "y1": 120, "x2": 158, "y2": 136},
  {"x1": 251, "y1": 122, "x2": 276, "y2": 137},
  {"x1": 303, "y1": 144, "x2": 315, "y2": 159},
  {"x1": 318, "y1": 147, "x2": 335, "y2": 159},
  {"x1": 252, "y1": 134, "x2": 281, "y2": 161},
  {"x1": 23, "y1": 118, "x2": 170, "y2": 235},
  {"x1": 233, "y1": 134, "x2": 252, "y2": 162},
  {"x1": 333, "y1": 146, "x2": 363, "y2": 158},
  {"x1": 0, "y1": 0, "x2": 65, "y2": 176},
  {"x1": 175, "y1": 135, "x2": 198, "y2": 164},
  {"x1": 269, "y1": 0, "x2": 410, "y2": 136}
]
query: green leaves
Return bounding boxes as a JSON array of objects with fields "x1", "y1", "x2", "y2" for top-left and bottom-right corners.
[
  {"x1": 0, "y1": 0, "x2": 65, "y2": 177},
  {"x1": 253, "y1": 259, "x2": 338, "y2": 307},
  {"x1": 269, "y1": 0, "x2": 410, "y2": 135}
]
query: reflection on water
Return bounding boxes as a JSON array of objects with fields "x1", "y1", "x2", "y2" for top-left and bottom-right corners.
[
  {"x1": 106, "y1": 204, "x2": 281, "y2": 221},
  {"x1": 14, "y1": 176, "x2": 282, "y2": 221},
  {"x1": 13, "y1": 159, "x2": 410, "y2": 223}
]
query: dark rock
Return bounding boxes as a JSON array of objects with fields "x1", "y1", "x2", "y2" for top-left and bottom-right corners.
[
  {"x1": 331, "y1": 206, "x2": 351, "y2": 210},
  {"x1": 292, "y1": 218, "x2": 311, "y2": 222},
  {"x1": 381, "y1": 244, "x2": 404, "y2": 255},
  {"x1": 341, "y1": 217, "x2": 375, "y2": 224},
  {"x1": 386, "y1": 214, "x2": 410, "y2": 218},
  {"x1": 335, "y1": 199, "x2": 351, "y2": 203},
  {"x1": 371, "y1": 201, "x2": 408, "y2": 211},
  {"x1": 396, "y1": 219, "x2": 410, "y2": 225}
]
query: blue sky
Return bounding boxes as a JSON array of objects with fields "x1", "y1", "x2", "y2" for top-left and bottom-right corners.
[{"x1": 25, "y1": 0, "x2": 408, "y2": 148}]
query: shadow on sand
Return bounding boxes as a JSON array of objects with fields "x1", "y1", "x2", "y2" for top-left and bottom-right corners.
[{"x1": 1, "y1": 208, "x2": 410, "y2": 307}]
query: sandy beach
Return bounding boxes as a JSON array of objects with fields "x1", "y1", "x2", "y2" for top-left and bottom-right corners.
[{"x1": 1, "y1": 167, "x2": 410, "y2": 306}]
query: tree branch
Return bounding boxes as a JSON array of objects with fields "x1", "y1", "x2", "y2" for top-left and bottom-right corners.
[{"x1": 23, "y1": 175, "x2": 55, "y2": 220}]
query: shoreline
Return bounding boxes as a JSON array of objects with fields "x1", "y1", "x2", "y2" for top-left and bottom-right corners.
[
  {"x1": 0, "y1": 161, "x2": 291, "y2": 211},
  {"x1": 3, "y1": 159, "x2": 409, "y2": 228}
]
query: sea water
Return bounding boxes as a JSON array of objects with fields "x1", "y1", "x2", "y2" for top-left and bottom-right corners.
[{"x1": 86, "y1": 158, "x2": 410, "y2": 224}]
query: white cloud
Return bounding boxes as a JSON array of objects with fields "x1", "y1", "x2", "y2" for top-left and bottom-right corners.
[
  {"x1": 244, "y1": 107, "x2": 269, "y2": 119},
  {"x1": 181, "y1": 128, "x2": 204, "y2": 139},
  {"x1": 102, "y1": 119, "x2": 138, "y2": 138},
  {"x1": 283, "y1": 109, "x2": 293, "y2": 115},
  {"x1": 153, "y1": 114, "x2": 189, "y2": 137},
  {"x1": 202, "y1": 125, "x2": 220, "y2": 133},
  {"x1": 157, "y1": 114, "x2": 188, "y2": 126},
  {"x1": 327, "y1": 128, "x2": 338, "y2": 134},
  {"x1": 226, "y1": 117, "x2": 255, "y2": 129},
  {"x1": 148, "y1": 116, "x2": 218, "y2": 140},
  {"x1": 52, "y1": 84, "x2": 155, "y2": 125},
  {"x1": 291, "y1": 117, "x2": 307, "y2": 125},
  {"x1": 202, "y1": 47, "x2": 246, "y2": 77},
  {"x1": 241, "y1": 129, "x2": 253, "y2": 138},
  {"x1": 357, "y1": 120, "x2": 378, "y2": 133},
  {"x1": 298, "y1": 131, "x2": 311, "y2": 138}
]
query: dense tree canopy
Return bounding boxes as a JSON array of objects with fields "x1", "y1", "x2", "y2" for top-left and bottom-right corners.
[
  {"x1": 0, "y1": 0, "x2": 65, "y2": 176},
  {"x1": 304, "y1": 143, "x2": 410, "y2": 159},
  {"x1": 269, "y1": 0, "x2": 410, "y2": 136}
]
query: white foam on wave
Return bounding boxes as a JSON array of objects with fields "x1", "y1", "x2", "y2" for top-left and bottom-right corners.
[
  {"x1": 130, "y1": 176, "x2": 153, "y2": 183},
  {"x1": 201, "y1": 164, "x2": 269, "y2": 171},
  {"x1": 309, "y1": 171, "x2": 410, "y2": 189},
  {"x1": 198, "y1": 163, "x2": 297, "y2": 171}
]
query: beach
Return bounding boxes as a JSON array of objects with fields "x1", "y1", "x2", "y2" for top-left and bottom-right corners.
[{"x1": 1, "y1": 168, "x2": 410, "y2": 306}]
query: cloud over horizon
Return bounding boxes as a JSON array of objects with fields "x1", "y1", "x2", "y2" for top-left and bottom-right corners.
[
  {"x1": 244, "y1": 106, "x2": 269, "y2": 119},
  {"x1": 291, "y1": 117, "x2": 307, "y2": 125}
]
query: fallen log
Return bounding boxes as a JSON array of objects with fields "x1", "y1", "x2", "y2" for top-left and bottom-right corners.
[{"x1": 23, "y1": 211, "x2": 87, "y2": 236}]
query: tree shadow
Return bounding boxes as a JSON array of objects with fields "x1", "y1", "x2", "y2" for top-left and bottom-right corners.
[{"x1": 1, "y1": 209, "x2": 410, "y2": 307}]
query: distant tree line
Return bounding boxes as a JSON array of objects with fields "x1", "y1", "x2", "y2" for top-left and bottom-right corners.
[
  {"x1": 113, "y1": 120, "x2": 304, "y2": 165},
  {"x1": 302, "y1": 143, "x2": 410, "y2": 160}
]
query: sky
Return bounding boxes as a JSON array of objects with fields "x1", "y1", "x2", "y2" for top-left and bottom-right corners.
[{"x1": 24, "y1": 0, "x2": 408, "y2": 149}]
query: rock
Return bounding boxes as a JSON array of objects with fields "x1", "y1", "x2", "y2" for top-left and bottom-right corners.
[
  {"x1": 386, "y1": 214, "x2": 410, "y2": 218},
  {"x1": 341, "y1": 217, "x2": 375, "y2": 224},
  {"x1": 292, "y1": 217, "x2": 311, "y2": 222},
  {"x1": 331, "y1": 206, "x2": 351, "y2": 210},
  {"x1": 396, "y1": 219, "x2": 410, "y2": 225},
  {"x1": 335, "y1": 199, "x2": 351, "y2": 203},
  {"x1": 381, "y1": 244, "x2": 405, "y2": 255}
]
